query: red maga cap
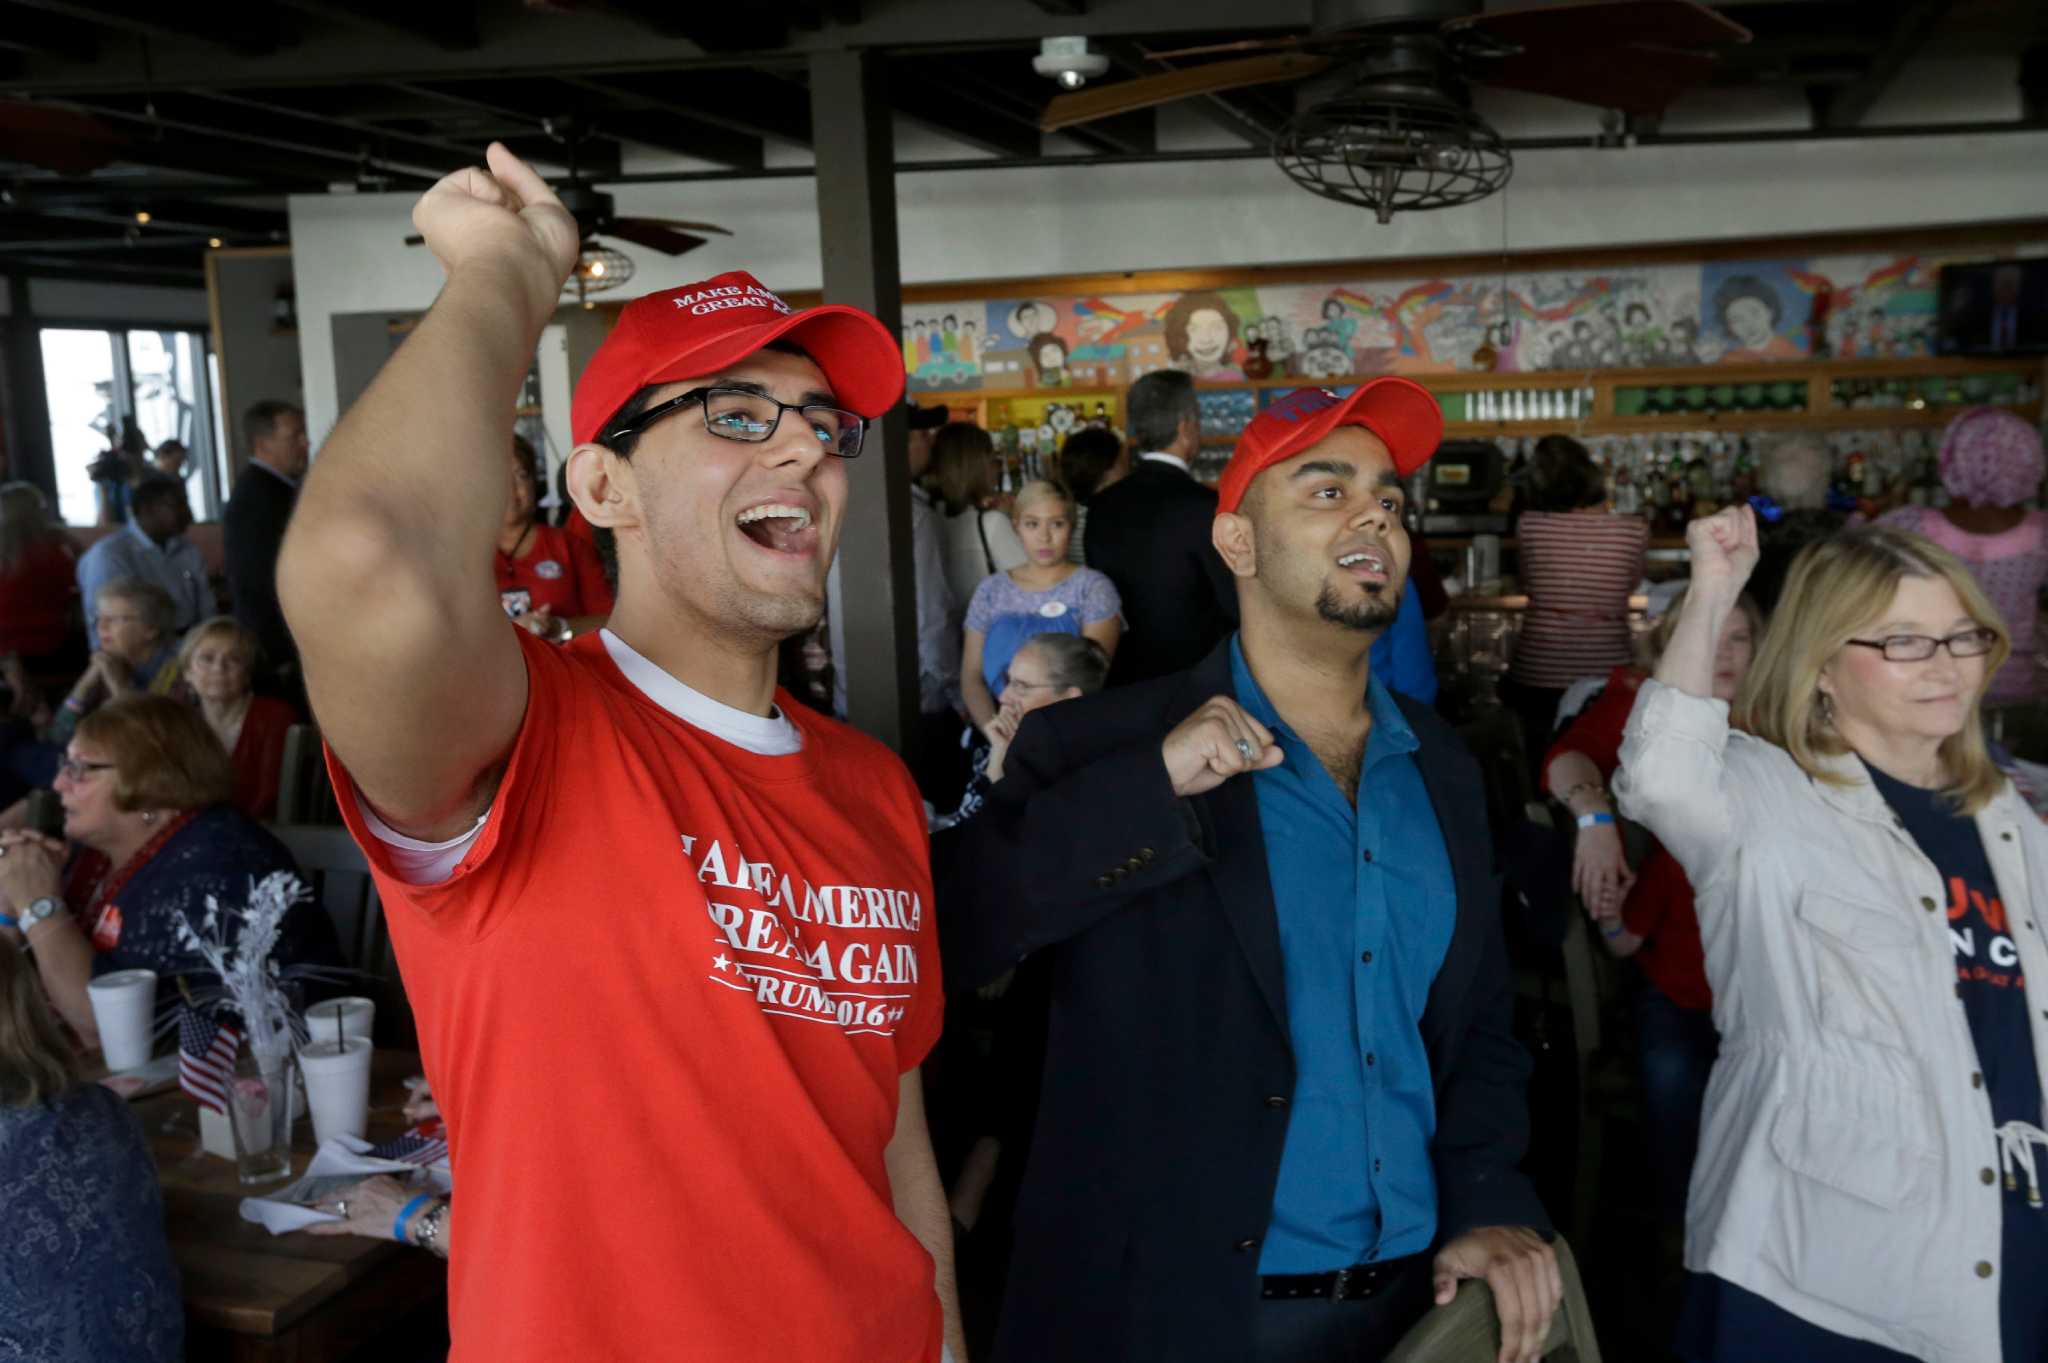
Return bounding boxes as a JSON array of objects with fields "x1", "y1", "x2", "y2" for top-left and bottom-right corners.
[
  {"x1": 1215, "y1": 379, "x2": 1444, "y2": 515},
  {"x1": 570, "y1": 271, "x2": 907, "y2": 445}
]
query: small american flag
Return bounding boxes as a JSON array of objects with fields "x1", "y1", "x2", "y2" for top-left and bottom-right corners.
[
  {"x1": 369, "y1": 1122, "x2": 449, "y2": 1167},
  {"x1": 177, "y1": 1008, "x2": 240, "y2": 1114}
]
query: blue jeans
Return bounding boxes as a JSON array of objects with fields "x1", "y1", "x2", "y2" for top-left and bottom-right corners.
[{"x1": 1635, "y1": 981, "x2": 1719, "y2": 1227}]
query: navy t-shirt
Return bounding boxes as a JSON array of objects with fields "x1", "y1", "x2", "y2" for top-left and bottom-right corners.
[{"x1": 1868, "y1": 764, "x2": 2048, "y2": 1363}]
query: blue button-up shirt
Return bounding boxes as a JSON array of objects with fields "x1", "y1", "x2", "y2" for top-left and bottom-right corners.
[
  {"x1": 1231, "y1": 636, "x2": 1457, "y2": 1273},
  {"x1": 77, "y1": 522, "x2": 215, "y2": 637}
]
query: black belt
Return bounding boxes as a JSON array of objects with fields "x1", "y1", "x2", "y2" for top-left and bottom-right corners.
[{"x1": 1259, "y1": 1253, "x2": 1423, "y2": 1302}]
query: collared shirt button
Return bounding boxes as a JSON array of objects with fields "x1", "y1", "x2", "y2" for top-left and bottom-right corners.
[
  {"x1": 1976, "y1": 1261, "x2": 1994, "y2": 1279},
  {"x1": 1982, "y1": 1168, "x2": 1998, "y2": 1185},
  {"x1": 1973, "y1": 1072, "x2": 1985, "y2": 1089},
  {"x1": 1265, "y1": 1095, "x2": 1287, "y2": 1109},
  {"x1": 1362, "y1": 848, "x2": 1373, "y2": 863},
  {"x1": 1365, "y1": 1052, "x2": 1376, "y2": 1066},
  {"x1": 2002, "y1": 831, "x2": 2015, "y2": 841},
  {"x1": 1921, "y1": 896, "x2": 1939, "y2": 912},
  {"x1": 1360, "y1": 950, "x2": 1374, "y2": 964}
]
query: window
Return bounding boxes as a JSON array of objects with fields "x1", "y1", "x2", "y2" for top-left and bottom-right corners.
[{"x1": 40, "y1": 327, "x2": 223, "y2": 527}]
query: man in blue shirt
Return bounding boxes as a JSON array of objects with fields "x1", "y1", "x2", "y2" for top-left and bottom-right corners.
[
  {"x1": 76, "y1": 474, "x2": 214, "y2": 638},
  {"x1": 936, "y1": 380, "x2": 1556, "y2": 1363}
]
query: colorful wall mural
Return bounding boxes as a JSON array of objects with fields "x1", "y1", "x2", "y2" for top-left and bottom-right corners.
[{"x1": 898, "y1": 244, "x2": 2040, "y2": 393}]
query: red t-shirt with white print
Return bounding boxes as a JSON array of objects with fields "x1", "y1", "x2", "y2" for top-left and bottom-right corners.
[{"x1": 327, "y1": 628, "x2": 944, "y2": 1363}]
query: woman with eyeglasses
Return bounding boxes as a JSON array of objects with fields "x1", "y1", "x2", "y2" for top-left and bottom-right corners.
[
  {"x1": 1618, "y1": 508, "x2": 2048, "y2": 1363},
  {"x1": 0, "y1": 696, "x2": 340, "y2": 1054},
  {"x1": 495, "y1": 434, "x2": 613, "y2": 643}
]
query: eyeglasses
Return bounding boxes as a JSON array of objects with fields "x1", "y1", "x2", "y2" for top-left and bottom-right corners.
[
  {"x1": 1845, "y1": 628, "x2": 2000, "y2": 662},
  {"x1": 56, "y1": 757, "x2": 116, "y2": 781},
  {"x1": 606, "y1": 386, "x2": 867, "y2": 460}
]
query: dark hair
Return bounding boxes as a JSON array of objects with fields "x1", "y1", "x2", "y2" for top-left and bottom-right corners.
[
  {"x1": 1126, "y1": 369, "x2": 1199, "y2": 453},
  {"x1": 1058, "y1": 427, "x2": 1123, "y2": 502},
  {"x1": 243, "y1": 400, "x2": 302, "y2": 449},
  {"x1": 1029, "y1": 332, "x2": 1068, "y2": 366},
  {"x1": 1713, "y1": 274, "x2": 1783, "y2": 331},
  {"x1": 129, "y1": 472, "x2": 188, "y2": 518},
  {"x1": 587, "y1": 385, "x2": 663, "y2": 588},
  {"x1": 1625, "y1": 302, "x2": 1650, "y2": 324},
  {"x1": 931, "y1": 423, "x2": 998, "y2": 514},
  {"x1": 1162, "y1": 289, "x2": 1241, "y2": 364},
  {"x1": 1521, "y1": 434, "x2": 1606, "y2": 513},
  {"x1": 1019, "y1": 633, "x2": 1110, "y2": 694}
]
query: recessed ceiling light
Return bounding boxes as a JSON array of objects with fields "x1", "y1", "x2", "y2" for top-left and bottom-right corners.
[{"x1": 134, "y1": 210, "x2": 152, "y2": 225}]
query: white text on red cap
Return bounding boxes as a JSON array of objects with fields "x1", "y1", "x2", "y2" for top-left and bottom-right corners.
[{"x1": 670, "y1": 284, "x2": 793, "y2": 317}]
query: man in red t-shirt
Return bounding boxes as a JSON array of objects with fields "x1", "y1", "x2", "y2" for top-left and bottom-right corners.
[{"x1": 279, "y1": 144, "x2": 962, "y2": 1363}]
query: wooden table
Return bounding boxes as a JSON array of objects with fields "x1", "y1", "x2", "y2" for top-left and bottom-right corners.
[{"x1": 133, "y1": 1049, "x2": 448, "y2": 1363}]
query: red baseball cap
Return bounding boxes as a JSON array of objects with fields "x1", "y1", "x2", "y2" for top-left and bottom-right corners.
[
  {"x1": 570, "y1": 270, "x2": 906, "y2": 445},
  {"x1": 1216, "y1": 379, "x2": 1444, "y2": 515}
]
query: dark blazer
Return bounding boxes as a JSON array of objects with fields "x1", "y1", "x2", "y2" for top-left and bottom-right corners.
[
  {"x1": 222, "y1": 463, "x2": 299, "y2": 672},
  {"x1": 1083, "y1": 458, "x2": 1239, "y2": 686},
  {"x1": 933, "y1": 641, "x2": 1551, "y2": 1363}
]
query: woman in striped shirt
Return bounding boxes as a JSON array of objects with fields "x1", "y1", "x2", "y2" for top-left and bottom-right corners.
[{"x1": 1504, "y1": 436, "x2": 1649, "y2": 771}]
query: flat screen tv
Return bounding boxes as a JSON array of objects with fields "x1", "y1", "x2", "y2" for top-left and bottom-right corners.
[{"x1": 1936, "y1": 259, "x2": 2048, "y2": 356}]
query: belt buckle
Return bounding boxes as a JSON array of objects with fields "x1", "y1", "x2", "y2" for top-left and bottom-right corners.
[{"x1": 1327, "y1": 1266, "x2": 1352, "y2": 1302}]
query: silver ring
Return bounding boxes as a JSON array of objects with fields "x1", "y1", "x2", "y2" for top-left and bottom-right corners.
[
  {"x1": 333, "y1": 1199, "x2": 349, "y2": 1218},
  {"x1": 1234, "y1": 738, "x2": 1255, "y2": 762}
]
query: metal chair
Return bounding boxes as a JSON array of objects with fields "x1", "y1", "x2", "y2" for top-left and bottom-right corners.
[
  {"x1": 276, "y1": 723, "x2": 344, "y2": 826},
  {"x1": 1384, "y1": 1235, "x2": 1601, "y2": 1363},
  {"x1": 272, "y1": 821, "x2": 414, "y2": 1051}
]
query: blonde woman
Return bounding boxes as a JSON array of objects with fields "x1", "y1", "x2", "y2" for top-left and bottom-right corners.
[
  {"x1": 178, "y1": 617, "x2": 297, "y2": 821},
  {"x1": 1618, "y1": 505, "x2": 2048, "y2": 1362},
  {"x1": 959, "y1": 481, "x2": 1120, "y2": 728},
  {"x1": 0, "y1": 924, "x2": 183, "y2": 1362}
]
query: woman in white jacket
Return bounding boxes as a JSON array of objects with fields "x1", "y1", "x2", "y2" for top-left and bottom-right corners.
[{"x1": 1617, "y1": 504, "x2": 2048, "y2": 1363}]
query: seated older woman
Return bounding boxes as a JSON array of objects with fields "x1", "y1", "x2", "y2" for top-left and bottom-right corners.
[
  {"x1": 2, "y1": 578, "x2": 182, "y2": 805},
  {"x1": 0, "y1": 936, "x2": 183, "y2": 1362},
  {"x1": 180, "y1": 617, "x2": 297, "y2": 822},
  {"x1": 49, "y1": 578, "x2": 184, "y2": 744},
  {"x1": 1620, "y1": 510, "x2": 2048, "y2": 1360},
  {"x1": 0, "y1": 696, "x2": 340, "y2": 1050}
]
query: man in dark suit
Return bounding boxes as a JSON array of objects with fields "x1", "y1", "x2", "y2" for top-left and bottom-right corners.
[
  {"x1": 1085, "y1": 369, "x2": 1238, "y2": 685},
  {"x1": 936, "y1": 380, "x2": 1558, "y2": 1363},
  {"x1": 223, "y1": 401, "x2": 310, "y2": 691}
]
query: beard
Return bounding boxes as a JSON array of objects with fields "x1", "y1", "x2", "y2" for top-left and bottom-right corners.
[{"x1": 1315, "y1": 581, "x2": 1400, "y2": 633}]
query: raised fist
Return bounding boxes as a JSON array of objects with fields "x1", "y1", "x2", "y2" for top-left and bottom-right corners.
[{"x1": 410, "y1": 143, "x2": 581, "y2": 306}]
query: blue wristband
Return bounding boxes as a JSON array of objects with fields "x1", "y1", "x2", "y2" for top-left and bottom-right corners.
[
  {"x1": 0, "y1": 913, "x2": 15, "y2": 931},
  {"x1": 395, "y1": 1193, "x2": 433, "y2": 1244},
  {"x1": 1576, "y1": 811, "x2": 1615, "y2": 829}
]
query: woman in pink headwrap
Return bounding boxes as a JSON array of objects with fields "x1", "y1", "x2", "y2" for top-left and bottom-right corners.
[{"x1": 1877, "y1": 406, "x2": 2048, "y2": 701}]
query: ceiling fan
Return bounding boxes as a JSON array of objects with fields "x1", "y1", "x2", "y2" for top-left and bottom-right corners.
[
  {"x1": 403, "y1": 120, "x2": 731, "y2": 303},
  {"x1": 1041, "y1": 0, "x2": 1753, "y2": 222}
]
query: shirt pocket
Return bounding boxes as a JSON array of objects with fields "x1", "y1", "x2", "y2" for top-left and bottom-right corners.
[
  {"x1": 1764, "y1": 1053, "x2": 1941, "y2": 1320},
  {"x1": 1794, "y1": 887, "x2": 1923, "y2": 1055}
]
